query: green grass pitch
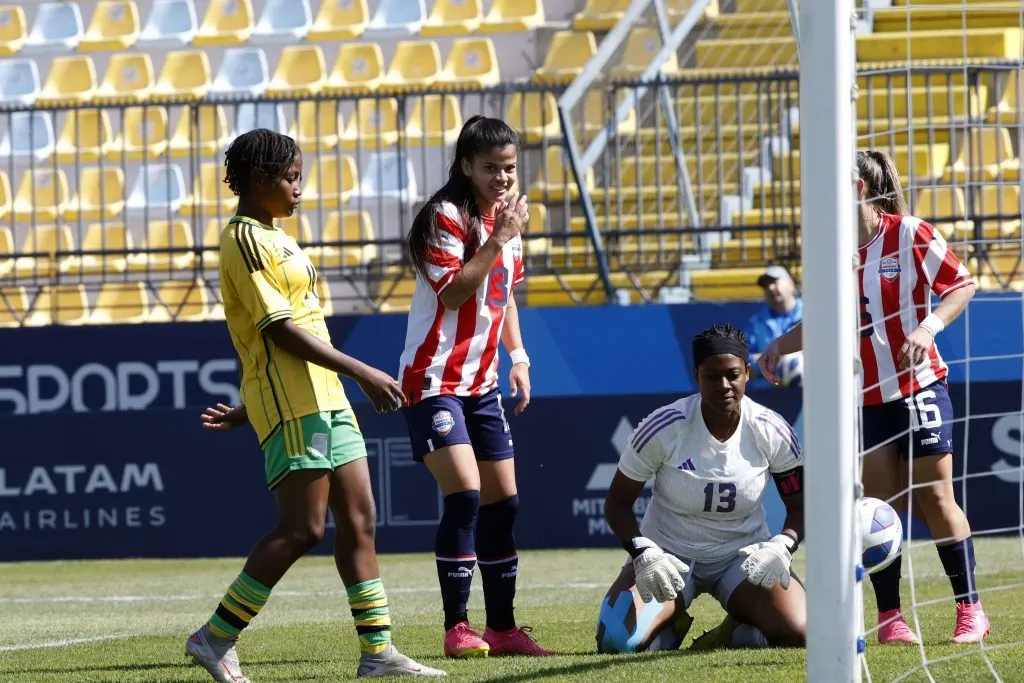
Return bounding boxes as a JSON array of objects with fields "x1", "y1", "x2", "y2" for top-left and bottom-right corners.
[{"x1": 1, "y1": 538, "x2": 1022, "y2": 682}]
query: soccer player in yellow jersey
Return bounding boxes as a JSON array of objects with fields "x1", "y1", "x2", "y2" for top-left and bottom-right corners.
[{"x1": 185, "y1": 129, "x2": 445, "y2": 681}]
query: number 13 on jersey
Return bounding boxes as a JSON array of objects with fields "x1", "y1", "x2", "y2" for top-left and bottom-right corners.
[{"x1": 487, "y1": 264, "x2": 510, "y2": 307}]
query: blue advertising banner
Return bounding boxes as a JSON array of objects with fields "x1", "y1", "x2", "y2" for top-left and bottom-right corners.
[{"x1": 1, "y1": 298, "x2": 1022, "y2": 561}]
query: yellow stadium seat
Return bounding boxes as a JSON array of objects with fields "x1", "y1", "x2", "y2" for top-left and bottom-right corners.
[
  {"x1": 200, "y1": 218, "x2": 222, "y2": 272},
  {"x1": 0, "y1": 6, "x2": 27, "y2": 55},
  {"x1": 528, "y1": 147, "x2": 594, "y2": 202},
  {"x1": 481, "y1": 0, "x2": 545, "y2": 33},
  {"x1": 0, "y1": 286, "x2": 28, "y2": 327},
  {"x1": 973, "y1": 184, "x2": 1022, "y2": 240},
  {"x1": 13, "y1": 169, "x2": 70, "y2": 222},
  {"x1": 56, "y1": 109, "x2": 114, "y2": 163},
  {"x1": 325, "y1": 42, "x2": 384, "y2": 93},
  {"x1": 406, "y1": 95, "x2": 462, "y2": 147},
  {"x1": 857, "y1": 27, "x2": 1023, "y2": 63},
  {"x1": 95, "y1": 52, "x2": 154, "y2": 103},
  {"x1": 0, "y1": 227, "x2": 12, "y2": 279},
  {"x1": 61, "y1": 223, "x2": 133, "y2": 275},
  {"x1": 169, "y1": 105, "x2": 230, "y2": 159},
  {"x1": 438, "y1": 37, "x2": 500, "y2": 88},
  {"x1": 690, "y1": 267, "x2": 776, "y2": 302},
  {"x1": 713, "y1": 10, "x2": 790, "y2": 41},
  {"x1": 308, "y1": 0, "x2": 368, "y2": 41},
  {"x1": 695, "y1": 37, "x2": 797, "y2": 69},
  {"x1": 582, "y1": 89, "x2": 636, "y2": 141},
  {"x1": 915, "y1": 187, "x2": 972, "y2": 240},
  {"x1": 150, "y1": 279, "x2": 210, "y2": 323},
  {"x1": 89, "y1": 282, "x2": 149, "y2": 324},
  {"x1": 0, "y1": 171, "x2": 11, "y2": 222},
  {"x1": 289, "y1": 100, "x2": 342, "y2": 151},
  {"x1": 25, "y1": 284, "x2": 90, "y2": 326},
  {"x1": 183, "y1": 162, "x2": 235, "y2": 216},
  {"x1": 35, "y1": 56, "x2": 98, "y2": 107},
  {"x1": 780, "y1": 144, "x2": 949, "y2": 182},
  {"x1": 129, "y1": 220, "x2": 196, "y2": 272},
  {"x1": 340, "y1": 98, "x2": 400, "y2": 150},
  {"x1": 524, "y1": 274, "x2": 608, "y2": 307},
  {"x1": 611, "y1": 28, "x2": 677, "y2": 80},
  {"x1": 303, "y1": 156, "x2": 358, "y2": 210},
  {"x1": 193, "y1": 0, "x2": 254, "y2": 45},
  {"x1": 80, "y1": 1, "x2": 140, "y2": 51},
  {"x1": 534, "y1": 30, "x2": 597, "y2": 84},
  {"x1": 874, "y1": 2, "x2": 1024, "y2": 32},
  {"x1": 374, "y1": 269, "x2": 417, "y2": 312},
  {"x1": 572, "y1": 0, "x2": 628, "y2": 31},
  {"x1": 14, "y1": 225, "x2": 75, "y2": 279},
  {"x1": 989, "y1": 71, "x2": 1022, "y2": 124},
  {"x1": 265, "y1": 45, "x2": 326, "y2": 98},
  {"x1": 313, "y1": 210, "x2": 377, "y2": 268},
  {"x1": 505, "y1": 91, "x2": 560, "y2": 143},
  {"x1": 858, "y1": 85, "x2": 985, "y2": 122},
  {"x1": 152, "y1": 50, "x2": 211, "y2": 101},
  {"x1": 521, "y1": 203, "x2": 552, "y2": 256},
  {"x1": 382, "y1": 40, "x2": 441, "y2": 91},
  {"x1": 105, "y1": 106, "x2": 169, "y2": 160},
  {"x1": 279, "y1": 214, "x2": 313, "y2": 244},
  {"x1": 945, "y1": 127, "x2": 1019, "y2": 182},
  {"x1": 67, "y1": 167, "x2": 125, "y2": 221},
  {"x1": 422, "y1": 0, "x2": 481, "y2": 36}
]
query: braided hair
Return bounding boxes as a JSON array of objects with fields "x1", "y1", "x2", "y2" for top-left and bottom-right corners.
[{"x1": 223, "y1": 128, "x2": 300, "y2": 197}]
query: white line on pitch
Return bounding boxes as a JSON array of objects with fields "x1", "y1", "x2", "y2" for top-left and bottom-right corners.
[
  {"x1": 0, "y1": 582, "x2": 606, "y2": 606},
  {"x1": 0, "y1": 634, "x2": 135, "y2": 652}
]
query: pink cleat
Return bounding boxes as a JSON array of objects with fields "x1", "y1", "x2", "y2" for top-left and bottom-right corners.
[
  {"x1": 483, "y1": 625, "x2": 556, "y2": 657},
  {"x1": 952, "y1": 600, "x2": 991, "y2": 644},
  {"x1": 877, "y1": 609, "x2": 920, "y2": 644},
  {"x1": 443, "y1": 621, "x2": 489, "y2": 659}
]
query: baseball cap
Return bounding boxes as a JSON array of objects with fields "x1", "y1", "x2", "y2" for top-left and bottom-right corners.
[{"x1": 756, "y1": 265, "x2": 791, "y2": 287}]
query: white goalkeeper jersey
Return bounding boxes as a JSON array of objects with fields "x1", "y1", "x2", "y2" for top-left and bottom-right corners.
[{"x1": 617, "y1": 393, "x2": 803, "y2": 563}]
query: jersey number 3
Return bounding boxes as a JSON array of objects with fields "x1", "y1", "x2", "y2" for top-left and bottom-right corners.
[
  {"x1": 487, "y1": 264, "x2": 509, "y2": 307},
  {"x1": 703, "y1": 482, "x2": 737, "y2": 513}
]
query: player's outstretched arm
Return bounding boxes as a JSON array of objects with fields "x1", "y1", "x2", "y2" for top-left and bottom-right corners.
[
  {"x1": 262, "y1": 319, "x2": 405, "y2": 414},
  {"x1": 605, "y1": 471, "x2": 688, "y2": 603},
  {"x1": 758, "y1": 323, "x2": 804, "y2": 384}
]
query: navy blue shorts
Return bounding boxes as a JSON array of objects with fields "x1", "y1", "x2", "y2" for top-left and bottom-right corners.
[
  {"x1": 862, "y1": 381, "x2": 955, "y2": 459},
  {"x1": 401, "y1": 388, "x2": 515, "y2": 463}
]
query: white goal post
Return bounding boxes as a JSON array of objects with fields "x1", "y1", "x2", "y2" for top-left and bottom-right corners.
[{"x1": 798, "y1": 0, "x2": 862, "y2": 681}]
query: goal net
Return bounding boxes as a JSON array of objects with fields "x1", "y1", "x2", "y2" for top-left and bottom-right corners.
[{"x1": 846, "y1": 1, "x2": 1024, "y2": 681}]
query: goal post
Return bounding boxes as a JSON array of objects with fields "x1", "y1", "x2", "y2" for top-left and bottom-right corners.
[{"x1": 798, "y1": 0, "x2": 862, "y2": 681}]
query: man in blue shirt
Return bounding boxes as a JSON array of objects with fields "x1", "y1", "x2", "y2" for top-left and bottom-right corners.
[{"x1": 745, "y1": 265, "x2": 803, "y2": 374}]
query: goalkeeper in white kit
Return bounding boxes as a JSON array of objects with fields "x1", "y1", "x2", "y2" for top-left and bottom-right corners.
[{"x1": 595, "y1": 324, "x2": 807, "y2": 653}]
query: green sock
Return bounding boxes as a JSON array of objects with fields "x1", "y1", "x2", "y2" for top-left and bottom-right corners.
[
  {"x1": 348, "y1": 578, "x2": 392, "y2": 655},
  {"x1": 209, "y1": 572, "x2": 272, "y2": 639}
]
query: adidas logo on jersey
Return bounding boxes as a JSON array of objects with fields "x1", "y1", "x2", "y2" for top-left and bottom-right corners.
[{"x1": 677, "y1": 458, "x2": 695, "y2": 471}]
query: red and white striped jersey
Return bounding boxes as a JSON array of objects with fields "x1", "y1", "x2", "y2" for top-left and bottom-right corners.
[
  {"x1": 399, "y1": 201, "x2": 525, "y2": 406},
  {"x1": 858, "y1": 213, "x2": 974, "y2": 406}
]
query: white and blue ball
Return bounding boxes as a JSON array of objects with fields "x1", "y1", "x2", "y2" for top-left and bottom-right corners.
[
  {"x1": 777, "y1": 352, "x2": 804, "y2": 388},
  {"x1": 857, "y1": 497, "x2": 903, "y2": 574}
]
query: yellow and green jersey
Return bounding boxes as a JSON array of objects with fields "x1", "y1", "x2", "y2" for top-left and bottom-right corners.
[{"x1": 219, "y1": 216, "x2": 349, "y2": 444}]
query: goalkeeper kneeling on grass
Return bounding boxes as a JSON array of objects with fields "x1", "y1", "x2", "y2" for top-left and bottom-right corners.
[{"x1": 595, "y1": 324, "x2": 807, "y2": 654}]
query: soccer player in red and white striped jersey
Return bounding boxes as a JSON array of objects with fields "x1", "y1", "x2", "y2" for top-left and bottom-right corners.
[
  {"x1": 759, "y1": 150, "x2": 988, "y2": 646},
  {"x1": 398, "y1": 116, "x2": 554, "y2": 659}
]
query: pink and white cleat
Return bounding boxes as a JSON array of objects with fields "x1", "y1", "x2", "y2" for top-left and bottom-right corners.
[
  {"x1": 443, "y1": 621, "x2": 489, "y2": 659},
  {"x1": 877, "y1": 609, "x2": 920, "y2": 645},
  {"x1": 952, "y1": 600, "x2": 991, "y2": 644},
  {"x1": 483, "y1": 625, "x2": 556, "y2": 656}
]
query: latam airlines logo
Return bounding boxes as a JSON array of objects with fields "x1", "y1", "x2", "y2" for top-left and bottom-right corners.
[{"x1": 574, "y1": 416, "x2": 652, "y2": 537}]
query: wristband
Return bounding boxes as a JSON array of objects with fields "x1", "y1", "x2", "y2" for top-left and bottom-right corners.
[
  {"x1": 509, "y1": 347, "x2": 530, "y2": 367},
  {"x1": 919, "y1": 313, "x2": 945, "y2": 337},
  {"x1": 778, "y1": 531, "x2": 800, "y2": 553},
  {"x1": 624, "y1": 536, "x2": 656, "y2": 559}
]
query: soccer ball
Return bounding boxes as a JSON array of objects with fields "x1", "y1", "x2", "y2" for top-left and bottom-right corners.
[
  {"x1": 777, "y1": 352, "x2": 804, "y2": 387},
  {"x1": 858, "y1": 497, "x2": 903, "y2": 574}
]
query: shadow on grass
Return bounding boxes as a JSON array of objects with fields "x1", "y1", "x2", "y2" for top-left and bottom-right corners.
[{"x1": 474, "y1": 650, "x2": 693, "y2": 682}]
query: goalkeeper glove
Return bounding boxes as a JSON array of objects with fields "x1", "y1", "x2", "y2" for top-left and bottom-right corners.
[
  {"x1": 738, "y1": 533, "x2": 799, "y2": 590},
  {"x1": 628, "y1": 537, "x2": 690, "y2": 604}
]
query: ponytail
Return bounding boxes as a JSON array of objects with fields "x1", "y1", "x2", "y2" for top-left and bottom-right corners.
[
  {"x1": 407, "y1": 115, "x2": 520, "y2": 281},
  {"x1": 856, "y1": 149, "x2": 908, "y2": 216}
]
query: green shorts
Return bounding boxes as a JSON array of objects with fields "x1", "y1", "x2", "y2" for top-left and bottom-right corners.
[{"x1": 262, "y1": 409, "x2": 367, "y2": 490}]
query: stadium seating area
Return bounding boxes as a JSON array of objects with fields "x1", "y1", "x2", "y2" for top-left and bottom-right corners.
[{"x1": 0, "y1": 0, "x2": 1021, "y2": 325}]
